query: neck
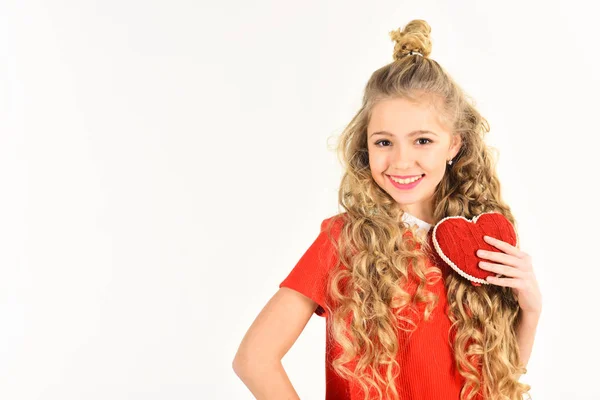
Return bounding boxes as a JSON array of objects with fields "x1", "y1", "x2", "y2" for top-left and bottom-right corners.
[{"x1": 403, "y1": 203, "x2": 434, "y2": 225}]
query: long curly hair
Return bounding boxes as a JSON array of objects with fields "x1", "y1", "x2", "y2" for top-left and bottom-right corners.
[{"x1": 320, "y1": 20, "x2": 532, "y2": 400}]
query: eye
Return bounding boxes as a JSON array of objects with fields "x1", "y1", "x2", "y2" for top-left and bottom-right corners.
[
  {"x1": 373, "y1": 138, "x2": 433, "y2": 147},
  {"x1": 374, "y1": 139, "x2": 392, "y2": 147},
  {"x1": 416, "y1": 138, "x2": 433, "y2": 145}
]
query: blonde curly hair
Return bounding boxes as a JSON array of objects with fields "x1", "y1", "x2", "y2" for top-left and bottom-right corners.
[{"x1": 321, "y1": 19, "x2": 532, "y2": 400}]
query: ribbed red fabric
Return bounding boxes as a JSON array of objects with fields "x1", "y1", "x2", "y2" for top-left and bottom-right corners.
[
  {"x1": 432, "y1": 212, "x2": 518, "y2": 286},
  {"x1": 279, "y1": 214, "x2": 485, "y2": 400}
]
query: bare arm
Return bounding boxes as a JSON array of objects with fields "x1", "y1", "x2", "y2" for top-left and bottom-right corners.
[
  {"x1": 232, "y1": 287, "x2": 319, "y2": 399},
  {"x1": 516, "y1": 310, "x2": 541, "y2": 369},
  {"x1": 233, "y1": 358, "x2": 300, "y2": 400}
]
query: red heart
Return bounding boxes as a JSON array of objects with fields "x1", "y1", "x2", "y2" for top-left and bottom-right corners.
[{"x1": 430, "y1": 212, "x2": 518, "y2": 286}]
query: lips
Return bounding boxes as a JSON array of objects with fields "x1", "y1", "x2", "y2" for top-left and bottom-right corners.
[
  {"x1": 387, "y1": 174, "x2": 424, "y2": 189},
  {"x1": 388, "y1": 174, "x2": 424, "y2": 179}
]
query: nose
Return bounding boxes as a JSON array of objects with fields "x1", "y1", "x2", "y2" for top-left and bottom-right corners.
[{"x1": 391, "y1": 145, "x2": 415, "y2": 169}]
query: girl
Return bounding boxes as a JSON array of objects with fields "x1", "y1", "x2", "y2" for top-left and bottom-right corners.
[{"x1": 233, "y1": 19, "x2": 542, "y2": 400}]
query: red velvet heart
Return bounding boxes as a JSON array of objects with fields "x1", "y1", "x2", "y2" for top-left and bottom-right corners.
[{"x1": 431, "y1": 212, "x2": 518, "y2": 286}]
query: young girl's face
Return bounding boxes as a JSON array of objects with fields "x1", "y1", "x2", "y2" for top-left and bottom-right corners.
[{"x1": 366, "y1": 97, "x2": 461, "y2": 222}]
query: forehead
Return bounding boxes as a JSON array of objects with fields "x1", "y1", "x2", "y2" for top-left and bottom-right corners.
[{"x1": 367, "y1": 97, "x2": 449, "y2": 137}]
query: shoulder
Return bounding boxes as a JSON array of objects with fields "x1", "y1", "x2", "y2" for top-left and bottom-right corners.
[
  {"x1": 321, "y1": 213, "x2": 420, "y2": 242},
  {"x1": 320, "y1": 212, "x2": 348, "y2": 236}
]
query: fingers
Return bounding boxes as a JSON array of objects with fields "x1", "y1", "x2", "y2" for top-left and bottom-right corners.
[
  {"x1": 479, "y1": 261, "x2": 523, "y2": 278},
  {"x1": 483, "y1": 235, "x2": 527, "y2": 258}
]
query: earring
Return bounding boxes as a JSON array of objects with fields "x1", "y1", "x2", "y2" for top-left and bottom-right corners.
[{"x1": 447, "y1": 159, "x2": 453, "y2": 165}]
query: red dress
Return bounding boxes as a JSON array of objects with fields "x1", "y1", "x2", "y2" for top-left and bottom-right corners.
[{"x1": 279, "y1": 214, "x2": 483, "y2": 399}]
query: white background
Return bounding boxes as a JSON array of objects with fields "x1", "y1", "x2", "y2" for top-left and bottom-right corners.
[{"x1": 1, "y1": 1, "x2": 598, "y2": 399}]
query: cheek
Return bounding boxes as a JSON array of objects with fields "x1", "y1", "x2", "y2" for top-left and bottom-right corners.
[
  {"x1": 421, "y1": 152, "x2": 445, "y2": 172},
  {"x1": 368, "y1": 152, "x2": 389, "y2": 174},
  {"x1": 367, "y1": 153, "x2": 385, "y2": 184}
]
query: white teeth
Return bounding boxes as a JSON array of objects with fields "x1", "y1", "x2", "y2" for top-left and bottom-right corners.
[{"x1": 391, "y1": 175, "x2": 422, "y2": 184}]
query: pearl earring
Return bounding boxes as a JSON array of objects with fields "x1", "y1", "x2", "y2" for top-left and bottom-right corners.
[{"x1": 447, "y1": 159, "x2": 453, "y2": 165}]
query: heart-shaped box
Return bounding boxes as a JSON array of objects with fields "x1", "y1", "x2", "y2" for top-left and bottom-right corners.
[{"x1": 430, "y1": 212, "x2": 518, "y2": 286}]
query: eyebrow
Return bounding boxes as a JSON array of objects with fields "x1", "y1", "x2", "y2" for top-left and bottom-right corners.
[{"x1": 370, "y1": 130, "x2": 439, "y2": 138}]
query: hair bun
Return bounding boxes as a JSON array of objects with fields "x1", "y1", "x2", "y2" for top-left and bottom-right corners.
[{"x1": 389, "y1": 19, "x2": 433, "y2": 61}]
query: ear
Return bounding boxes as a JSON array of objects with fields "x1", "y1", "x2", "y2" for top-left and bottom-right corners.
[{"x1": 449, "y1": 134, "x2": 462, "y2": 159}]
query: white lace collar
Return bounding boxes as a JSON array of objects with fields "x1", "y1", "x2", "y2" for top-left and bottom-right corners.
[{"x1": 401, "y1": 211, "x2": 432, "y2": 234}]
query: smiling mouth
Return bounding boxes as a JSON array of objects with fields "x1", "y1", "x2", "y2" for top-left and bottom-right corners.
[
  {"x1": 387, "y1": 174, "x2": 425, "y2": 182},
  {"x1": 387, "y1": 174, "x2": 425, "y2": 188}
]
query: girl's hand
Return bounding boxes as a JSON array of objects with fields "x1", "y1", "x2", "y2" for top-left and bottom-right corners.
[{"x1": 476, "y1": 235, "x2": 542, "y2": 315}]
